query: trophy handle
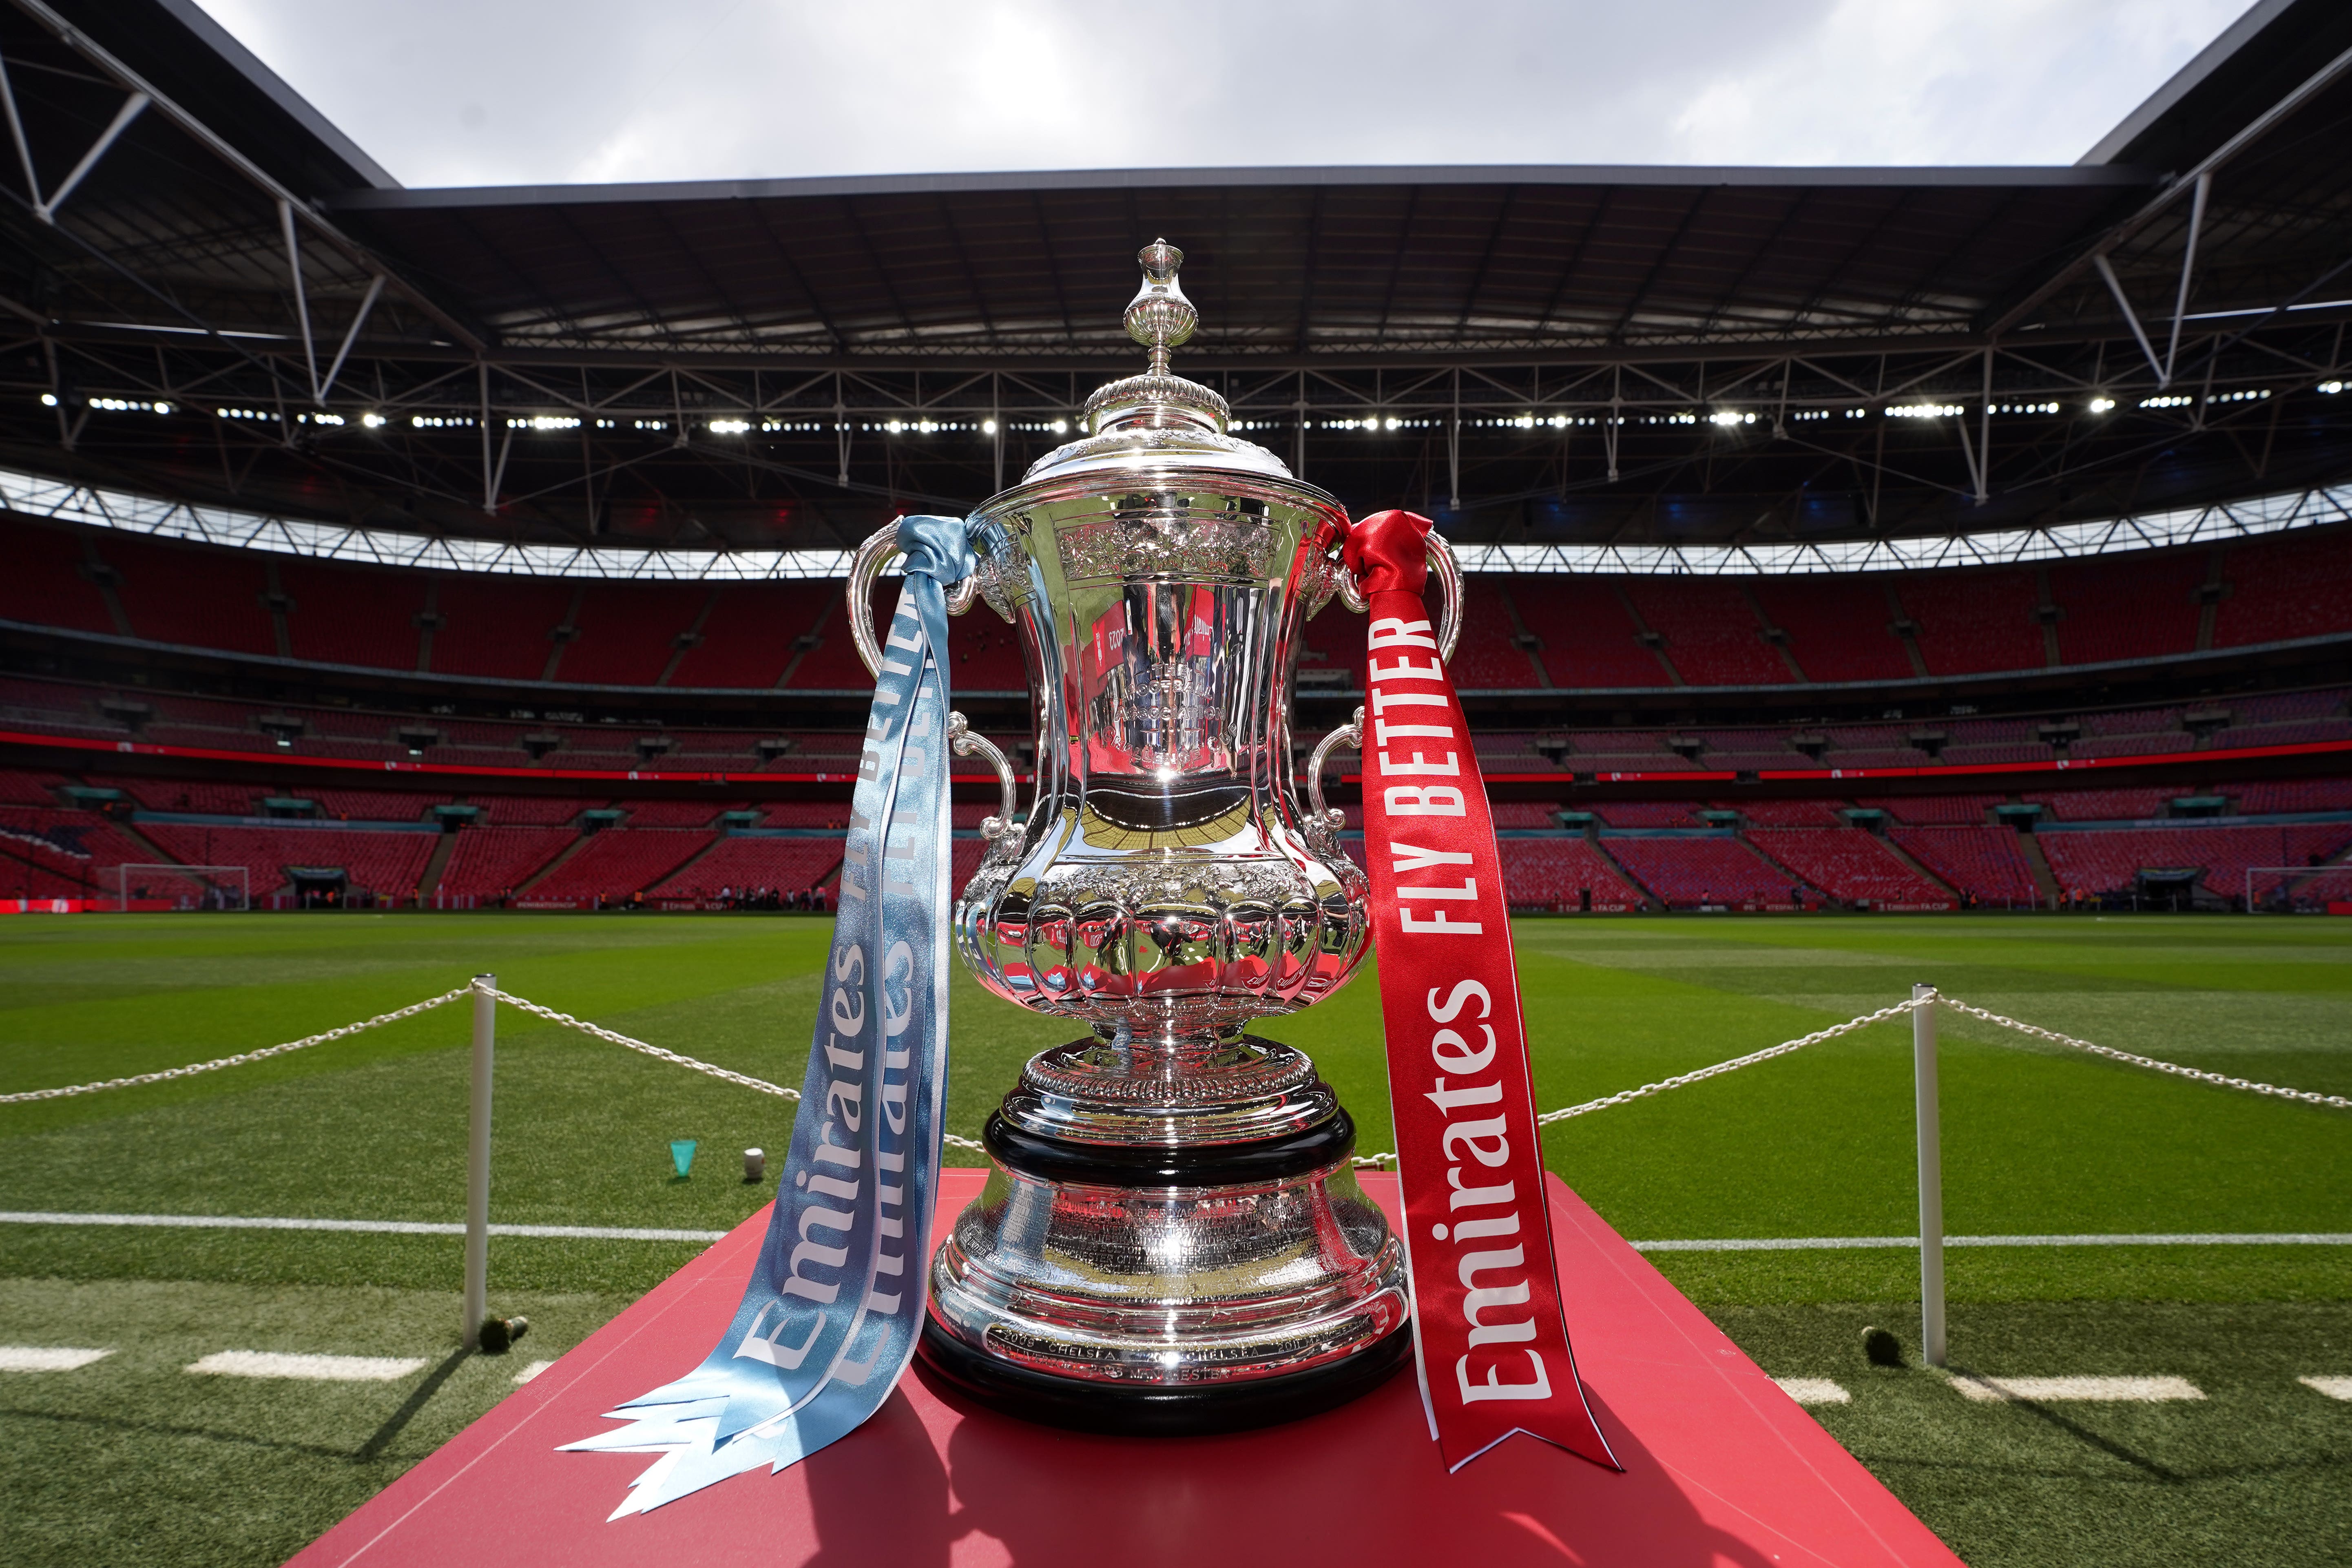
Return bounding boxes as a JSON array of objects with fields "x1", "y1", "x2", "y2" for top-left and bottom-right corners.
[
  {"x1": 1330, "y1": 532, "x2": 1462, "y2": 663},
  {"x1": 949, "y1": 712, "x2": 1022, "y2": 842},
  {"x1": 846, "y1": 519, "x2": 982, "y2": 680},
  {"x1": 1304, "y1": 704, "x2": 1365, "y2": 838}
]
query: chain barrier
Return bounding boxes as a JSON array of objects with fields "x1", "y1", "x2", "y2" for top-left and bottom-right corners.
[
  {"x1": 12, "y1": 982, "x2": 2333, "y2": 1152},
  {"x1": 476, "y1": 987, "x2": 988, "y2": 1150},
  {"x1": 1935, "y1": 994, "x2": 2352, "y2": 1111},
  {"x1": 0, "y1": 987, "x2": 474, "y2": 1104}
]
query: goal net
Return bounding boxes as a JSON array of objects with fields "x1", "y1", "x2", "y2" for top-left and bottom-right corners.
[
  {"x1": 2244, "y1": 864, "x2": 2352, "y2": 913},
  {"x1": 115, "y1": 864, "x2": 250, "y2": 912}
]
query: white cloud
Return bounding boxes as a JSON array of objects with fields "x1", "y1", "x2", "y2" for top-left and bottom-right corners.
[{"x1": 193, "y1": 0, "x2": 2258, "y2": 188}]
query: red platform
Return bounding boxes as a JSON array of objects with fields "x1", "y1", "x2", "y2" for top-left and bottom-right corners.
[{"x1": 289, "y1": 1172, "x2": 1963, "y2": 1568}]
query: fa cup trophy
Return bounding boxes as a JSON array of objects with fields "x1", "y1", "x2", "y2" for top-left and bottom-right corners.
[{"x1": 881, "y1": 241, "x2": 1416, "y2": 1431}]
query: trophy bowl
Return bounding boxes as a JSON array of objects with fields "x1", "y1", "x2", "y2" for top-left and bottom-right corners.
[{"x1": 892, "y1": 241, "x2": 1412, "y2": 1432}]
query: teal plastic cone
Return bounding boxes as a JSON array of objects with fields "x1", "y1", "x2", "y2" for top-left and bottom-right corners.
[{"x1": 670, "y1": 1139, "x2": 697, "y2": 1178}]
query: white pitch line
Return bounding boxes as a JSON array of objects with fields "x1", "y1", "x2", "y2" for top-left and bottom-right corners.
[
  {"x1": 0, "y1": 1211, "x2": 728, "y2": 1243},
  {"x1": 515, "y1": 1360, "x2": 556, "y2": 1385},
  {"x1": 1772, "y1": 1377, "x2": 1850, "y2": 1406},
  {"x1": 186, "y1": 1351, "x2": 427, "y2": 1382},
  {"x1": 2300, "y1": 1376, "x2": 2352, "y2": 1401},
  {"x1": 0, "y1": 1346, "x2": 111, "y2": 1372},
  {"x1": 1950, "y1": 1374, "x2": 2204, "y2": 1403},
  {"x1": 1630, "y1": 1233, "x2": 2352, "y2": 1252}
]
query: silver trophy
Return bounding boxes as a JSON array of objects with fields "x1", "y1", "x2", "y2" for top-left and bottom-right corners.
[{"x1": 847, "y1": 241, "x2": 1459, "y2": 1431}]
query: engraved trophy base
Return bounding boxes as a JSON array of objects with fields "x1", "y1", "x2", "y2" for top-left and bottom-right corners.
[{"x1": 918, "y1": 1036, "x2": 1413, "y2": 1436}]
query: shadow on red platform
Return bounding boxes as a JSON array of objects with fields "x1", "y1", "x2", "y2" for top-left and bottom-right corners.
[{"x1": 288, "y1": 1172, "x2": 1961, "y2": 1568}]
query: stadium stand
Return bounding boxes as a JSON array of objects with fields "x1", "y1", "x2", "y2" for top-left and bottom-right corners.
[
  {"x1": 429, "y1": 575, "x2": 578, "y2": 680},
  {"x1": 616, "y1": 800, "x2": 735, "y2": 828},
  {"x1": 2213, "y1": 529, "x2": 2352, "y2": 647},
  {"x1": 524, "y1": 829, "x2": 716, "y2": 902},
  {"x1": 300, "y1": 789, "x2": 443, "y2": 822},
  {"x1": 101, "y1": 533, "x2": 277, "y2": 656},
  {"x1": 784, "y1": 581, "x2": 892, "y2": 689},
  {"x1": 1858, "y1": 794, "x2": 2005, "y2": 825},
  {"x1": 0, "y1": 803, "x2": 164, "y2": 898},
  {"x1": 1892, "y1": 825, "x2": 2041, "y2": 905},
  {"x1": 1896, "y1": 568, "x2": 2047, "y2": 675},
  {"x1": 1446, "y1": 579, "x2": 1544, "y2": 689},
  {"x1": 437, "y1": 825, "x2": 577, "y2": 901},
  {"x1": 664, "y1": 583, "x2": 820, "y2": 689},
  {"x1": 1497, "y1": 839, "x2": 1644, "y2": 911},
  {"x1": 2051, "y1": 553, "x2": 2206, "y2": 666},
  {"x1": 2039, "y1": 824, "x2": 2352, "y2": 903},
  {"x1": 87, "y1": 777, "x2": 259, "y2": 815},
  {"x1": 0, "y1": 522, "x2": 116, "y2": 635},
  {"x1": 280, "y1": 559, "x2": 429, "y2": 672},
  {"x1": 1745, "y1": 828, "x2": 1953, "y2": 908},
  {"x1": 1591, "y1": 802, "x2": 1698, "y2": 827},
  {"x1": 949, "y1": 838, "x2": 989, "y2": 896},
  {"x1": 652, "y1": 836, "x2": 843, "y2": 899},
  {"x1": 478, "y1": 796, "x2": 602, "y2": 826},
  {"x1": 1490, "y1": 803, "x2": 1562, "y2": 829},
  {"x1": 1602, "y1": 836, "x2": 1791, "y2": 908},
  {"x1": 1624, "y1": 579, "x2": 1793, "y2": 686},
  {"x1": 1535, "y1": 582, "x2": 1673, "y2": 688},
  {"x1": 1732, "y1": 800, "x2": 1848, "y2": 827},
  {"x1": 2033, "y1": 787, "x2": 2179, "y2": 821},
  {"x1": 0, "y1": 770, "x2": 65, "y2": 805},
  {"x1": 11, "y1": 514, "x2": 2352, "y2": 693},
  {"x1": 1748, "y1": 577, "x2": 1915, "y2": 683},
  {"x1": 949, "y1": 610, "x2": 1028, "y2": 690},
  {"x1": 2234, "y1": 777, "x2": 2352, "y2": 813},
  {"x1": 136, "y1": 823, "x2": 437, "y2": 903},
  {"x1": 558, "y1": 582, "x2": 710, "y2": 686}
]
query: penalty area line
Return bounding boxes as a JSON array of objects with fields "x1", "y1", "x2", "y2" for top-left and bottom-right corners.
[{"x1": 0, "y1": 1211, "x2": 730, "y2": 1243}]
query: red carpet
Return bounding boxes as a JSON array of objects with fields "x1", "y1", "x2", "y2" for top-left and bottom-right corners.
[{"x1": 288, "y1": 1171, "x2": 1961, "y2": 1568}]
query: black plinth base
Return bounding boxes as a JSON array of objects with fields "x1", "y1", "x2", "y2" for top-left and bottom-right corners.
[{"x1": 914, "y1": 1314, "x2": 1414, "y2": 1438}]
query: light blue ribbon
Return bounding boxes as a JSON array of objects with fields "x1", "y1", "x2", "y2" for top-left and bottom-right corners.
[{"x1": 566, "y1": 517, "x2": 973, "y2": 1515}]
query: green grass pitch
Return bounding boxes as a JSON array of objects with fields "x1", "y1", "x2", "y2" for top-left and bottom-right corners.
[{"x1": 1, "y1": 912, "x2": 2347, "y2": 1566}]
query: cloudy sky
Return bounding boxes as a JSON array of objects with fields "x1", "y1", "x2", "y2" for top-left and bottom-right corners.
[{"x1": 193, "y1": 0, "x2": 2258, "y2": 189}]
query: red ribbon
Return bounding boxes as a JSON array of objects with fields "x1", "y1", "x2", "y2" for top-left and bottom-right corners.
[{"x1": 1345, "y1": 509, "x2": 1620, "y2": 1474}]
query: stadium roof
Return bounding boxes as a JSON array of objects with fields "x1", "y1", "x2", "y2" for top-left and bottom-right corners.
[{"x1": 0, "y1": 0, "x2": 2346, "y2": 555}]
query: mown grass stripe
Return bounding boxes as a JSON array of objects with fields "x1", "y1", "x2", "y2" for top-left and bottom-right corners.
[
  {"x1": 0, "y1": 1210, "x2": 729, "y2": 1242},
  {"x1": 1633, "y1": 1233, "x2": 2352, "y2": 1251}
]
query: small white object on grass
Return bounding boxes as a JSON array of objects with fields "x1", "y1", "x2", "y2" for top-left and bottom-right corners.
[
  {"x1": 2299, "y1": 1376, "x2": 2352, "y2": 1401},
  {"x1": 1950, "y1": 1374, "x2": 2204, "y2": 1403},
  {"x1": 744, "y1": 1147, "x2": 766, "y2": 1182},
  {"x1": 0, "y1": 1346, "x2": 111, "y2": 1372},
  {"x1": 1773, "y1": 1378, "x2": 1850, "y2": 1406},
  {"x1": 514, "y1": 1359, "x2": 556, "y2": 1385},
  {"x1": 186, "y1": 1351, "x2": 426, "y2": 1382}
]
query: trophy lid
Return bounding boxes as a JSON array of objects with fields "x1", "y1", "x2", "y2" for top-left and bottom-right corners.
[{"x1": 1016, "y1": 241, "x2": 1296, "y2": 488}]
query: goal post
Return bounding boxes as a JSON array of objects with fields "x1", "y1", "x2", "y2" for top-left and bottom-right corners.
[
  {"x1": 2244, "y1": 864, "x2": 2352, "y2": 913},
  {"x1": 114, "y1": 864, "x2": 250, "y2": 912}
]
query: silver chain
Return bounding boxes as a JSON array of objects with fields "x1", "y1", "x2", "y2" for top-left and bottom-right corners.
[
  {"x1": 480, "y1": 987, "x2": 987, "y2": 1149},
  {"x1": 0, "y1": 987, "x2": 473, "y2": 1104},
  {"x1": 1350, "y1": 996, "x2": 1929, "y2": 1167},
  {"x1": 1936, "y1": 995, "x2": 2352, "y2": 1110},
  {"x1": 1352, "y1": 987, "x2": 2347, "y2": 1168},
  {"x1": 18, "y1": 981, "x2": 2331, "y2": 1157}
]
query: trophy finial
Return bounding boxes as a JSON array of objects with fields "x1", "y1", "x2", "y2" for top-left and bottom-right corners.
[{"x1": 1124, "y1": 239, "x2": 1196, "y2": 374}]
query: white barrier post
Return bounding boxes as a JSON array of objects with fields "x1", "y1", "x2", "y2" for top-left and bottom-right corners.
[
  {"x1": 463, "y1": 973, "x2": 495, "y2": 1349},
  {"x1": 1912, "y1": 983, "x2": 1946, "y2": 1367}
]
